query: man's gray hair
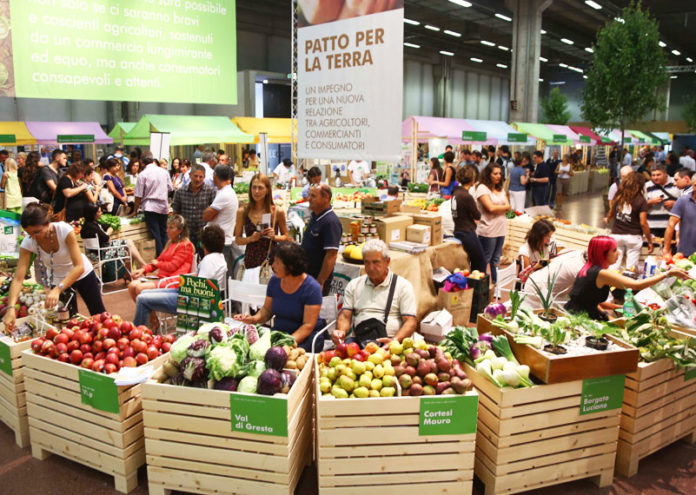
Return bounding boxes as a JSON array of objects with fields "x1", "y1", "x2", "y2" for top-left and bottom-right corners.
[
  {"x1": 202, "y1": 151, "x2": 217, "y2": 164},
  {"x1": 362, "y1": 239, "x2": 389, "y2": 260}
]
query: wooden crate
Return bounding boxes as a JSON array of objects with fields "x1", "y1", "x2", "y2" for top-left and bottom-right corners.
[
  {"x1": 22, "y1": 350, "x2": 161, "y2": 493},
  {"x1": 316, "y1": 362, "x2": 478, "y2": 495},
  {"x1": 0, "y1": 316, "x2": 55, "y2": 447},
  {"x1": 77, "y1": 221, "x2": 153, "y2": 251},
  {"x1": 142, "y1": 360, "x2": 314, "y2": 495},
  {"x1": 467, "y1": 364, "x2": 621, "y2": 495},
  {"x1": 478, "y1": 314, "x2": 639, "y2": 384},
  {"x1": 615, "y1": 359, "x2": 696, "y2": 477}
]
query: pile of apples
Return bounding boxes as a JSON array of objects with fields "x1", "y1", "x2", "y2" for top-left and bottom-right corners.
[{"x1": 31, "y1": 312, "x2": 174, "y2": 374}]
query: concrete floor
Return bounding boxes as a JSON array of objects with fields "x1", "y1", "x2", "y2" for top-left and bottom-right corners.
[{"x1": 2, "y1": 191, "x2": 696, "y2": 494}]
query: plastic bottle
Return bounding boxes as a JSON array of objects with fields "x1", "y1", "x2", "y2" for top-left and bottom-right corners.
[{"x1": 623, "y1": 288, "x2": 636, "y2": 318}]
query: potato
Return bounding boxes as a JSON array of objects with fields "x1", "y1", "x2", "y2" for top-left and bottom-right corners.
[
  {"x1": 296, "y1": 355, "x2": 308, "y2": 370},
  {"x1": 286, "y1": 360, "x2": 298, "y2": 369}
]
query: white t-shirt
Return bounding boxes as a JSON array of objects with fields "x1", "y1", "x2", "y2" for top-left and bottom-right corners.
[
  {"x1": 607, "y1": 182, "x2": 619, "y2": 202},
  {"x1": 348, "y1": 160, "x2": 371, "y2": 183},
  {"x1": 273, "y1": 164, "x2": 296, "y2": 185},
  {"x1": 202, "y1": 163, "x2": 215, "y2": 187},
  {"x1": 20, "y1": 222, "x2": 93, "y2": 285},
  {"x1": 623, "y1": 153, "x2": 633, "y2": 166},
  {"x1": 679, "y1": 155, "x2": 696, "y2": 171},
  {"x1": 208, "y1": 184, "x2": 238, "y2": 245},
  {"x1": 197, "y1": 252, "x2": 227, "y2": 289}
]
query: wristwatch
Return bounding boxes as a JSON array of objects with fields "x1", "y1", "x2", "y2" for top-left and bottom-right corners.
[{"x1": 58, "y1": 283, "x2": 65, "y2": 292}]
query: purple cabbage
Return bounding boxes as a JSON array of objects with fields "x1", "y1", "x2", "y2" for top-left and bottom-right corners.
[
  {"x1": 227, "y1": 327, "x2": 240, "y2": 338},
  {"x1": 187, "y1": 339, "x2": 210, "y2": 358},
  {"x1": 257, "y1": 369, "x2": 283, "y2": 395},
  {"x1": 470, "y1": 341, "x2": 491, "y2": 361},
  {"x1": 280, "y1": 370, "x2": 296, "y2": 394},
  {"x1": 478, "y1": 333, "x2": 494, "y2": 343},
  {"x1": 484, "y1": 303, "x2": 506, "y2": 319},
  {"x1": 214, "y1": 377, "x2": 239, "y2": 392},
  {"x1": 245, "y1": 325, "x2": 260, "y2": 344},
  {"x1": 265, "y1": 346, "x2": 288, "y2": 371},
  {"x1": 180, "y1": 357, "x2": 207, "y2": 383},
  {"x1": 209, "y1": 326, "x2": 226, "y2": 344}
]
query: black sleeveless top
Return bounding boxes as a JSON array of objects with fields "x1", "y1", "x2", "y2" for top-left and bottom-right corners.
[{"x1": 564, "y1": 265, "x2": 610, "y2": 320}]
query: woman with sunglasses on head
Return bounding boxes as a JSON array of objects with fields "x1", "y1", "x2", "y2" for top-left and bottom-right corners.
[{"x1": 2, "y1": 204, "x2": 106, "y2": 332}]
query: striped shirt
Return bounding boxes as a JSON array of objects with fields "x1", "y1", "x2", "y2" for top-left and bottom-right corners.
[{"x1": 645, "y1": 179, "x2": 680, "y2": 230}]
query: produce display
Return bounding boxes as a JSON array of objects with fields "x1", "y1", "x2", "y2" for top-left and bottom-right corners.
[
  {"x1": 634, "y1": 268, "x2": 696, "y2": 329},
  {"x1": 2, "y1": 318, "x2": 42, "y2": 343},
  {"x1": 342, "y1": 242, "x2": 365, "y2": 261},
  {"x1": 233, "y1": 182, "x2": 249, "y2": 195},
  {"x1": 160, "y1": 323, "x2": 305, "y2": 395},
  {"x1": 29, "y1": 312, "x2": 172, "y2": 374},
  {"x1": 129, "y1": 214, "x2": 144, "y2": 225},
  {"x1": 0, "y1": 277, "x2": 45, "y2": 318},
  {"x1": 334, "y1": 190, "x2": 369, "y2": 202},
  {"x1": 317, "y1": 338, "x2": 474, "y2": 398},
  {"x1": 405, "y1": 197, "x2": 443, "y2": 211},
  {"x1": 406, "y1": 182, "x2": 428, "y2": 193},
  {"x1": 98, "y1": 213, "x2": 122, "y2": 232}
]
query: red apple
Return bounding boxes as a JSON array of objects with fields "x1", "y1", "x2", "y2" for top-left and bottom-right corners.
[
  {"x1": 107, "y1": 326, "x2": 121, "y2": 340},
  {"x1": 79, "y1": 343, "x2": 91, "y2": 355},
  {"x1": 100, "y1": 311, "x2": 111, "y2": 322},
  {"x1": 152, "y1": 335, "x2": 163, "y2": 348},
  {"x1": 117, "y1": 337, "x2": 130, "y2": 350},
  {"x1": 161, "y1": 342, "x2": 171, "y2": 353},
  {"x1": 335, "y1": 342, "x2": 347, "y2": 358},
  {"x1": 67, "y1": 340, "x2": 80, "y2": 353},
  {"x1": 67, "y1": 318, "x2": 80, "y2": 328},
  {"x1": 79, "y1": 332, "x2": 92, "y2": 345},
  {"x1": 346, "y1": 342, "x2": 360, "y2": 358},
  {"x1": 41, "y1": 340, "x2": 55, "y2": 356},
  {"x1": 58, "y1": 353, "x2": 70, "y2": 363},
  {"x1": 131, "y1": 339, "x2": 147, "y2": 354},
  {"x1": 102, "y1": 317, "x2": 114, "y2": 328},
  {"x1": 164, "y1": 334, "x2": 175, "y2": 344},
  {"x1": 105, "y1": 353, "x2": 119, "y2": 365},
  {"x1": 146, "y1": 345, "x2": 159, "y2": 360},
  {"x1": 54, "y1": 333, "x2": 68, "y2": 345},
  {"x1": 135, "y1": 353, "x2": 149, "y2": 366},
  {"x1": 94, "y1": 352, "x2": 106, "y2": 361},
  {"x1": 97, "y1": 328, "x2": 109, "y2": 340},
  {"x1": 80, "y1": 319, "x2": 91, "y2": 329},
  {"x1": 62, "y1": 328, "x2": 75, "y2": 340},
  {"x1": 122, "y1": 346, "x2": 135, "y2": 358},
  {"x1": 46, "y1": 327, "x2": 59, "y2": 341},
  {"x1": 32, "y1": 338, "x2": 45, "y2": 353},
  {"x1": 104, "y1": 363, "x2": 118, "y2": 374},
  {"x1": 120, "y1": 321, "x2": 133, "y2": 334},
  {"x1": 89, "y1": 321, "x2": 101, "y2": 333},
  {"x1": 70, "y1": 349, "x2": 83, "y2": 364},
  {"x1": 129, "y1": 328, "x2": 142, "y2": 341},
  {"x1": 81, "y1": 358, "x2": 94, "y2": 369},
  {"x1": 103, "y1": 338, "x2": 116, "y2": 350},
  {"x1": 82, "y1": 352, "x2": 93, "y2": 360},
  {"x1": 142, "y1": 334, "x2": 153, "y2": 344},
  {"x1": 112, "y1": 314, "x2": 122, "y2": 324},
  {"x1": 92, "y1": 340, "x2": 103, "y2": 353},
  {"x1": 137, "y1": 325, "x2": 149, "y2": 333},
  {"x1": 107, "y1": 346, "x2": 120, "y2": 355},
  {"x1": 92, "y1": 359, "x2": 105, "y2": 372},
  {"x1": 55, "y1": 342, "x2": 68, "y2": 355},
  {"x1": 122, "y1": 356, "x2": 137, "y2": 367}
]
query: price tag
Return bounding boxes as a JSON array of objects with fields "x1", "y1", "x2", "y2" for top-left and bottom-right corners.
[
  {"x1": 580, "y1": 374, "x2": 625, "y2": 415},
  {"x1": 0, "y1": 340, "x2": 12, "y2": 377},
  {"x1": 684, "y1": 367, "x2": 696, "y2": 382},
  {"x1": 78, "y1": 369, "x2": 120, "y2": 414},
  {"x1": 230, "y1": 394, "x2": 288, "y2": 437},
  {"x1": 419, "y1": 395, "x2": 478, "y2": 436}
]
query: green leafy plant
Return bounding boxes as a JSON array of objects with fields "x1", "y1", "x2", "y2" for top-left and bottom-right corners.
[
  {"x1": 509, "y1": 290, "x2": 526, "y2": 321},
  {"x1": 528, "y1": 269, "x2": 561, "y2": 318},
  {"x1": 541, "y1": 87, "x2": 571, "y2": 125},
  {"x1": 541, "y1": 323, "x2": 567, "y2": 351}
]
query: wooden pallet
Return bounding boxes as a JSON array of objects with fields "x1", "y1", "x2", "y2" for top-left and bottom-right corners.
[
  {"x1": 466, "y1": 364, "x2": 620, "y2": 495},
  {"x1": 316, "y1": 362, "x2": 477, "y2": 495},
  {"x1": 615, "y1": 359, "x2": 696, "y2": 477},
  {"x1": 0, "y1": 316, "x2": 55, "y2": 448},
  {"x1": 22, "y1": 350, "x2": 160, "y2": 493},
  {"x1": 143, "y1": 360, "x2": 314, "y2": 495}
]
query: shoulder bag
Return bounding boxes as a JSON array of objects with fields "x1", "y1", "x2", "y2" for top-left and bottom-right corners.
[{"x1": 353, "y1": 274, "x2": 399, "y2": 346}]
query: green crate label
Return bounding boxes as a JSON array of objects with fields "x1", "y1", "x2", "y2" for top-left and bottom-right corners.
[
  {"x1": 78, "y1": 369, "x2": 119, "y2": 413},
  {"x1": 57, "y1": 134, "x2": 94, "y2": 143},
  {"x1": 684, "y1": 367, "x2": 696, "y2": 381},
  {"x1": 0, "y1": 134, "x2": 16, "y2": 143},
  {"x1": 0, "y1": 340, "x2": 12, "y2": 377},
  {"x1": 552, "y1": 134, "x2": 568, "y2": 142},
  {"x1": 507, "y1": 132, "x2": 528, "y2": 143},
  {"x1": 579, "y1": 135, "x2": 592, "y2": 143},
  {"x1": 462, "y1": 131, "x2": 487, "y2": 142},
  {"x1": 230, "y1": 394, "x2": 288, "y2": 437},
  {"x1": 580, "y1": 374, "x2": 625, "y2": 415},
  {"x1": 419, "y1": 395, "x2": 478, "y2": 436}
]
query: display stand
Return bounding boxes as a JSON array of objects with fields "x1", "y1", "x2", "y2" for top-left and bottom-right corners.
[
  {"x1": 22, "y1": 351, "x2": 165, "y2": 493},
  {"x1": 142, "y1": 361, "x2": 313, "y2": 495}
]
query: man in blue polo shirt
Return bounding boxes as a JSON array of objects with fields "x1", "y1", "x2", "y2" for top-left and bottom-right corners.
[
  {"x1": 302, "y1": 184, "x2": 342, "y2": 296},
  {"x1": 663, "y1": 175, "x2": 696, "y2": 257}
]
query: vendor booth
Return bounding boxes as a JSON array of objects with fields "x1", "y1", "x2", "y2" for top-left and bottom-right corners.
[
  {"x1": 0, "y1": 121, "x2": 37, "y2": 146},
  {"x1": 107, "y1": 122, "x2": 136, "y2": 146},
  {"x1": 122, "y1": 114, "x2": 254, "y2": 147},
  {"x1": 24, "y1": 121, "x2": 112, "y2": 160}
]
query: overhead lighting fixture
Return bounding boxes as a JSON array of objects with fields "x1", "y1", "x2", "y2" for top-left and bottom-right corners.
[
  {"x1": 658, "y1": 41, "x2": 666, "y2": 48},
  {"x1": 541, "y1": 29, "x2": 547, "y2": 34},
  {"x1": 444, "y1": 30, "x2": 462, "y2": 37},
  {"x1": 583, "y1": 75, "x2": 587, "y2": 79},
  {"x1": 404, "y1": 42, "x2": 421, "y2": 49},
  {"x1": 539, "y1": 78, "x2": 544, "y2": 82},
  {"x1": 496, "y1": 64, "x2": 508, "y2": 69},
  {"x1": 559, "y1": 63, "x2": 568, "y2": 68},
  {"x1": 498, "y1": 45, "x2": 509, "y2": 51},
  {"x1": 672, "y1": 49, "x2": 681, "y2": 56},
  {"x1": 585, "y1": 1, "x2": 602, "y2": 10},
  {"x1": 403, "y1": 18, "x2": 420, "y2": 26},
  {"x1": 424, "y1": 24, "x2": 440, "y2": 31},
  {"x1": 615, "y1": 17, "x2": 625, "y2": 23},
  {"x1": 263, "y1": 79, "x2": 268, "y2": 84},
  {"x1": 687, "y1": 57, "x2": 694, "y2": 63},
  {"x1": 568, "y1": 66, "x2": 584, "y2": 73},
  {"x1": 550, "y1": 81, "x2": 567, "y2": 85},
  {"x1": 480, "y1": 40, "x2": 496, "y2": 46},
  {"x1": 585, "y1": 47, "x2": 594, "y2": 53},
  {"x1": 470, "y1": 57, "x2": 483, "y2": 63},
  {"x1": 670, "y1": 75, "x2": 678, "y2": 79},
  {"x1": 448, "y1": 0, "x2": 472, "y2": 6},
  {"x1": 495, "y1": 13, "x2": 512, "y2": 22},
  {"x1": 539, "y1": 56, "x2": 548, "y2": 62},
  {"x1": 561, "y1": 38, "x2": 574, "y2": 45},
  {"x1": 440, "y1": 50, "x2": 455, "y2": 56}
]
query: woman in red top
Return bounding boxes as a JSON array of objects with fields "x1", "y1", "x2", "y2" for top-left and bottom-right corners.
[{"x1": 128, "y1": 215, "x2": 194, "y2": 301}]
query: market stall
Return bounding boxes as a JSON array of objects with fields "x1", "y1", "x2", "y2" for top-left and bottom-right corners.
[
  {"x1": 107, "y1": 122, "x2": 136, "y2": 146},
  {"x1": 232, "y1": 117, "x2": 295, "y2": 144},
  {"x1": 24, "y1": 121, "x2": 112, "y2": 159},
  {"x1": 0, "y1": 121, "x2": 37, "y2": 146}
]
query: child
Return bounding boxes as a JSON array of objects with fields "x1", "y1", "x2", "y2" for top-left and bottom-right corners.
[{"x1": 1, "y1": 158, "x2": 22, "y2": 213}]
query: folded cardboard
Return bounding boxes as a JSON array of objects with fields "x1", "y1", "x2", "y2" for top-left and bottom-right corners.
[
  {"x1": 376, "y1": 215, "x2": 413, "y2": 244},
  {"x1": 420, "y1": 309, "x2": 454, "y2": 342},
  {"x1": 361, "y1": 196, "x2": 402, "y2": 217},
  {"x1": 406, "y1": 224, "x2": 431, "y2": 245},
  {"x1": 405, "y1": 211, "x2": 443, "y2": 246}
]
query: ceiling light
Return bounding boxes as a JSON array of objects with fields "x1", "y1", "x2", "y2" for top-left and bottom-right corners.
[
  {"x1": 495, "y1": 13, "x2": 512, "y2": 22},
  {"x1": 444, "y1": 30, "x2": 462, "y2": 37},
  {"x1": 561, "y1": 38, "x2": 574, "y2": 45},
  {"x1": 585, "y1": 47, "x2": 594, "y2": 53},
  {"x1": 448, "y1": 0, "x2": 472, "y2": 6},
  {"x1": 559, "y1": 63, "x2": 568, "y2": 68},
  {"x1": 568, "y1": 66, "x2": 584, "y2": 73},
  {"x1": 658, "y1": 41, "x2": 666, "y2": 48},
  {"x1": 262, "y1": 79, "x2": 268, "y2": 84},
  {"x1": 440, "y1": 50, "x2": 454, "y2": 56},
  {"x1": 541, "y1": 29, "x2": 547, "y2": 34},
  {"x1": 480, "y1": 40, "x2": 496, "y2": 46},
  {"x1": 615, "y1": 17, "x2": 625, "y2": 23},
  {"x1": 498, "y1": 45, "x2": 509, "y2": 51},
  {"x1": 539, "y1": 78, "x2": 544, "y2": 82},
  {"x1": 672, "y1": 49, "x2": 681, "y2": 56},
  {"x1": 470, "y1": 57, "x2": 483, "y2": 63},
  {"x1": 550, "y1": 81, "x2": 566, "y2": 85},
  {"x1": 585, "y1": 1, "x2": 602, "y2": 10},
  {"x1": 687, "y1": 57, "x2": 694, "y2": 63},
  {"x1": 583, "y1": 75, "x2": 587, "y2": 79},
  {"x1": 404, "y1": 42, "x2": 421, "y2": 49},
  {"x1": 539, "y1": 56, "x2": 548, "y2": 62},
  {"x1": 671, "y1": 75, "x2": 678, "y2": 79},
  {"x1": 424, "y1": 24, "x2": 440, "y2": 31},
  {"x1": 496, "y1": 64, "x2": 508, "y2": 69},
  {"x1": 403, "y1": 18, "x2": 419, "y2": 26}
]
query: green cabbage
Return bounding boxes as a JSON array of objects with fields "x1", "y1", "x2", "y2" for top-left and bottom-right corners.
[
  {"x1": 205, "y1": 340, "x2": 250, "y2": 381},
  {"x1": 170, "y1": 335, "x2": 197, "y2": 365},
  {"x1": 248, "y1": 360, "x2": 266, "y2": 378},
  {"x1": 249, "y1": 329, "x2": 272, "y2": 361},
  {"x1": 238, "y1": 376, "x2": 258, "y2": 394}
]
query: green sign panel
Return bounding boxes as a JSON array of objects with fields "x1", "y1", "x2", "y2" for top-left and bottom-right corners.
[
  {"x1": 623, "y1": 137, "x2": 632, "y2": 144},
  {"x1": 177, "y1": 275, "x2": 223, "y2": 333},
  {"x1": 78, "y1": 369, "x2": 119, "y2": 414},
  {"x1": 0, "y1": 340, "x2": 12, "y2": 377},
  {"x1": 580, "y1": 374, "x2": 625, "y2": 415},
  {"x1": 600, "y1": 137, "x2": 612, "y2": 144},
  {"x1": 552, "y1": 134, "x2": 568, "y2": 143},
  {"x1": 507, "y1": 132, "x2": 528, "y2": 143},
  {"x1": 462, "y1": 131, "x2": 487, "y2": 142},
  {"x1": 579, "y1": 135, "x2": 592, "y2": 144},
  {"x1": 419, "y1": 395, "x2": 478, "y2": 436},
  {"x1": 0, "y1": 134, "x2": 16, "y2": 144},
  {"x1": 230, "y1": 394, "x2": 288, "y2": 437},
  {"x1": 684, "y1": 367, "x2": 696, "y2": 381},
  {"x1": 57, "y1": 134, "x2": 94, "y2": 143}
]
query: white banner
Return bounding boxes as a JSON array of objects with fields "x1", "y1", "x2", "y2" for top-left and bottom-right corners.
[{"x1": 298, "y1": 4, "x2": 403, "y2": 162}]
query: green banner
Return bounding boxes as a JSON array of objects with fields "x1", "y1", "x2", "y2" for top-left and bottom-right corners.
[
  {"x1": 78, "y1": 369, "x2": 119, "y2": 414},
  {"x1": 419, "y1": 395, "x2": 478, "y2": 436},
  {"x1": 623, "y1": 137, "x2": 632, "y2": 144},
  {"x1": 0, "y1": 340, "x2": 12, "y2": 377},
  {"x1": 230, "y1": 394, "x2": 288, "y2": 437},
  {"x1": 579, "y1": 135, "x2": 592, "y2": 144},
  {"x1": 57, "y1": 134, "x2": 94, "y2": 143},
  {"x1": 0, "y1": 134, "x2": 16, "y2": 144},
  {"x1": 462, "y1": 131, "x2": 487, "y2": 142},
  {"x1": 684, "y1": 367, "x2": 696, "y2": 381},
  {"x1": 552, "y1": 134, "x2": 568, "y2": 143},
  {"x1": 507, "y1": 132, "x2": 528, "y2": 143},
  {"x1": 177, "y1": 275, "x2": 223, "y2": 333},
  {"x1": 580, "y1": 374, "x2": 625, "y2": 415},
  {"x1": 600, "y1": 137, "x2": 612, "y2": 144}
]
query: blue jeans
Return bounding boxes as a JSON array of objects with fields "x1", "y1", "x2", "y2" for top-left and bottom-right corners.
[
  {"x1": 133, "y1": 288, "x2": 179, "y2": 326},
  {"x1": 454, "y1": 230, "x2": 486, "y2": 273},
  {"x1": 478, "y1": 235, "x2": 505, "y2": 283},
  {"x1": 144, "y1": 211, "x2": 168, "y2": 256}
]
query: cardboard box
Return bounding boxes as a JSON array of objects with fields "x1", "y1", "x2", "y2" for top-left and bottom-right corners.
[
  {"x1": 405, "y1": 211, "x2": 443, "y2": 246},
  {"x1": 437, "y1": 288, "x2": 473, "y2": 326},
  {"x1": 400, "y1": 204, "x2": 422, "y2": 214},
  {"x1": 420, "y1": 309, "x2": 453, "y2": 342},
  {"x1": 375, "y1": 215, "x2": 413, "y2": 244},
  {"x1": 361, "y1": 196, "x2": 402, "y2": 217},
  {"x1": 406, "y1": 224, "x2": 431, "y2": 245}
]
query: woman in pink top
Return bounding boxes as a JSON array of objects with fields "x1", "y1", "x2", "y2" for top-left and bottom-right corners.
[
  {"x1": 474, "y1": 163, "x2": 510, "y2": 284},
  {"x1": 128, "y1": 215, "x2": 194, "y2": 301}
]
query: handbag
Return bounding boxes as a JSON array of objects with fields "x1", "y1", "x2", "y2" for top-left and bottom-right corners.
[
  {"x1": 258, "y1": 207, "x2": 278, "y2": 285},
  {"x1": 353, "y1": 274, "x2": 399, "y2": 346}
]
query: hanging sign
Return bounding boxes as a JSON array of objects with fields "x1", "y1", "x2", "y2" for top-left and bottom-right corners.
[
  {"x1": 78, "y1": 369, "x2": 120, "y2": 414},
  {"x1": 230, "y1": 394, "x2": 288, "y2": 437},
  {"x1": 580, "y1": 374, "x2": 625, "y2": 415},
  {"x1": 57, "y1": 134, "x2": 94, "y2": 143},
  {"x1": 419, "y1": 395, "x2": 478, "y2": 436},
  {"x1": 579, "y1": 135, "x2": 592, "y2": 144},
  {"x1": 600, "y1": 136, "x2": 612, "y2": 144},
  {"x1": 507, "y1": 133, "x2": 528, "y2": 143},
  {"x1": 462, "y1": 131, "x2": 487, "y2": 142},
  {"x1": 552, "y1": 134, "x2": 568, "y2": 143},
  {"x1": 176, "y1": 275, "x2": 223, "y2": 333},
  {"x1": 0, "y1": 134, "x2": 16, "y2": 144},
  {"x1": 623, "y1": 137, "x2": 632, "y2": 144}
]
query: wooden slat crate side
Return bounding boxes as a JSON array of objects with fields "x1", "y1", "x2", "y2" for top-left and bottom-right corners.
[
  {"x1": 320, "y1": 481, "x2": 472, "y2": 495},
  {"x1": 143, "y1": 427, "x2": 289, "y2": 456},
  {"x1": 147, "y1": 466, "x2": 291, "y2": 495},
  {"x1": 318, "y1": 452, "x2": 474, "y2": 477},
  {"x1": 619, "y1": 405, "x2": 696, "y2": 445},
  {"x1": 319, "y1": 440, "x2": 471, "y2": 459},
  {"x1": 623, "y1": 374, "x2": 695, "y2": 409},
  {"x1": 318, "y1": 413, "x2": 421, "y2": 429},
  {"x1": 0, "y1": 376, "x2": 19, "y2": 408},
  {"x1": 0, "y1": 395, "x2": 20, "y2": 429},
  {"x1": 287, "y1": 361, "x2": 313, "y2": 420},
  {"x1": 317, "y1": 393, "x2": 421, "y2": 417},
  {"x1": 621, "y1": 388, "x2": 696, "y2": 431},
  {"x1": 625, "y1": 363, "x2": 685, "y2": 393},
  {"x1": 320, "y1": 470, "x2": 473, "y2": 488},
  {"x1": 318, "y1": 424, "x2": 476, "y2": 448}
]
